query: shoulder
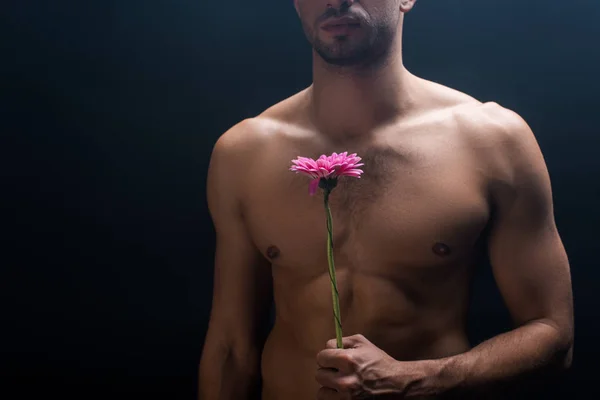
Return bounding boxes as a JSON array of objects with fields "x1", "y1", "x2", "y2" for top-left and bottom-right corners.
[
  {"x1": 212, "y1": 117, "x2": 275, "y2": 159},
  {"x1": 451, "y1": 102, "x2": 552, "y2": 207},
  {"x1": 454, "y1": 101, "x2": 533, "y2": 142},
  {"x1": 455, "y1": 102, "x2": 544, "y2": 174},
  {"x1": 208, "y1": 117, "x2": 279, "y2": 199},
  {"x1": 212, "y1": 88, "x2": 311, "y2": 158},
  {"x1": 414, "y1": 80, "x2": 541, "y2": 170},
  {"x1": 417, "y1": 78, "x2": 534, "y2": 149},
  {"x1": 410, "y1": 75, "x2": 550, "y2": 201},
  {"x1": 208, "y1": 90, "x2": 311, "y2": 194}
]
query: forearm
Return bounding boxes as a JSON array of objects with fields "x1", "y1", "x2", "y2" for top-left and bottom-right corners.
[
  {"x1": 402, "y1": 320, "x2": 573, "y2": 397},
  {"x1": 198, "y1": 345, "x2": 262, "y2": 400}
]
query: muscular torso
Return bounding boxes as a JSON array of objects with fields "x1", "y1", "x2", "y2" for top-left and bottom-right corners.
[{"x1": 239, "y1": 86, "x2": 497, "y2": 399}]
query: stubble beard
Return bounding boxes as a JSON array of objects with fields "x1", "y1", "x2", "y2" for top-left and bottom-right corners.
[
  {"x1": 307, "y1": 23, "x2": 397, "y2": 71},
  {"x1": 313, "y1": 34, "x2": 375, "y2": 67}
]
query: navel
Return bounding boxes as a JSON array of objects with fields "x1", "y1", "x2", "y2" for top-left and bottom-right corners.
[
  {"x1": 266, "y1": 245, "x2": 281, "y2": 260},
  {"x1": 432, "y1": 242, "x2": 452, "y2": 257}
]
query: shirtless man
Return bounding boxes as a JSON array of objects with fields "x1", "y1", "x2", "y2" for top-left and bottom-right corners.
[{"x1": 198, "y1": 1, "x2": 574, "y2": 399}]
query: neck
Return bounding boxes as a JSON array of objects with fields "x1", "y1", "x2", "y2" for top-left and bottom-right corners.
[{"x1": 309, "y1": 31, "x2": 414, "y2": 140}]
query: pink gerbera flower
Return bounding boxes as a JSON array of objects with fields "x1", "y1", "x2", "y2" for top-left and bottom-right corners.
[
  {"x1": 290, "y1": 152, "x2": 364, "y2": 195},
  {"x1": 288, "y1": 151, "x2": 365, "y2": 349}
]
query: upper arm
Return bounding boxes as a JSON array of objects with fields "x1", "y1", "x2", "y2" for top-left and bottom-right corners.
[
  {"x1": 204, "y1": 121, "x2": 273, "y2": 349},
  {"x1": 483, "y1": 107, "x2": 573, "y2": 341}
]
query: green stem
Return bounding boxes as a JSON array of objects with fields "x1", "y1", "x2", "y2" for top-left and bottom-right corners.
[{"x1": 324, "y1": 189, "x2": 343, "y2": 349}]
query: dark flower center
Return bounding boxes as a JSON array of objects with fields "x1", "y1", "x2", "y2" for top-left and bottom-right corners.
[{"x1": 319, "y1": 177, "x2": 338, "y2": 192}]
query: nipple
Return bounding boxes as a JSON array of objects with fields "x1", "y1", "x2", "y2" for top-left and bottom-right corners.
[
  {"x1": 266, "y1": 245, "x2": 281, "y2": 260},
  {"x1": 432, "y1": 242, "x2": 451, "y2": 257}
]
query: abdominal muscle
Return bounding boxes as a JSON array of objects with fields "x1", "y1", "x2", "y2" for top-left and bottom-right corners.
[{"x1": 260, "y1": 270, "x2": 473, "y2": 400}]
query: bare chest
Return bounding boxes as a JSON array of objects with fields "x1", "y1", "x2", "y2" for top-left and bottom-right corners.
[{"x1": 242, "y1": 133, "x2": 490, "y2": 281}]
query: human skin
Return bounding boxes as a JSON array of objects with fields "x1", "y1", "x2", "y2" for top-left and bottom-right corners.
[{"x1": 198, "y1": 1, "x2": 573, "y2": 399}]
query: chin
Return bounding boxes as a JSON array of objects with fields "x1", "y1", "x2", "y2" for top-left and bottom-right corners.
[{"x1": 318, "y1": 49, "x2": 371, "y2": 67}]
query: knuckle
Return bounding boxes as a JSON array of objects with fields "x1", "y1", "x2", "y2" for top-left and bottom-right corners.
[
  {"x1": 339, "y1": 376, "x2": 360, "y2": 392},
  {"x1": 340, "y1": 352, "x2": 355, "y2": 364}
]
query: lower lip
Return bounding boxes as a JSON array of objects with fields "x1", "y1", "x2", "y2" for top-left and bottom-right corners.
[{"x1": 321, "y1": 23, "x2": 360, "y2": 35}]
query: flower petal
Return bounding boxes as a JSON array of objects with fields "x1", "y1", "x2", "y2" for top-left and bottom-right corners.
[{"x1": 309, "y1": 179, "x2": 320, "y2": 196}]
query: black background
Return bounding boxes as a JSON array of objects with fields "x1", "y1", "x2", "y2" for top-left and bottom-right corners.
[{"x1": 2, "y1": 0, "x2": 599, "y2": 398}]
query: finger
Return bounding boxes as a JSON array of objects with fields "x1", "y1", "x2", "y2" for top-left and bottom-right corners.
[
  {"x1": 316, "y1": 349, "x2": 355, "y2": 371},
  {"x1": 326, "y1": 335, "x2": 366, "y2": 350},
  {"x1": 315, "y1": 367, "x2": 341, "y2": 389},
  {"x1": 316, "y1": 386, "x2": 340, "y2": 400},
  {"x1": 343, "y1": 334, "x2": 368, "y2": 347}
]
